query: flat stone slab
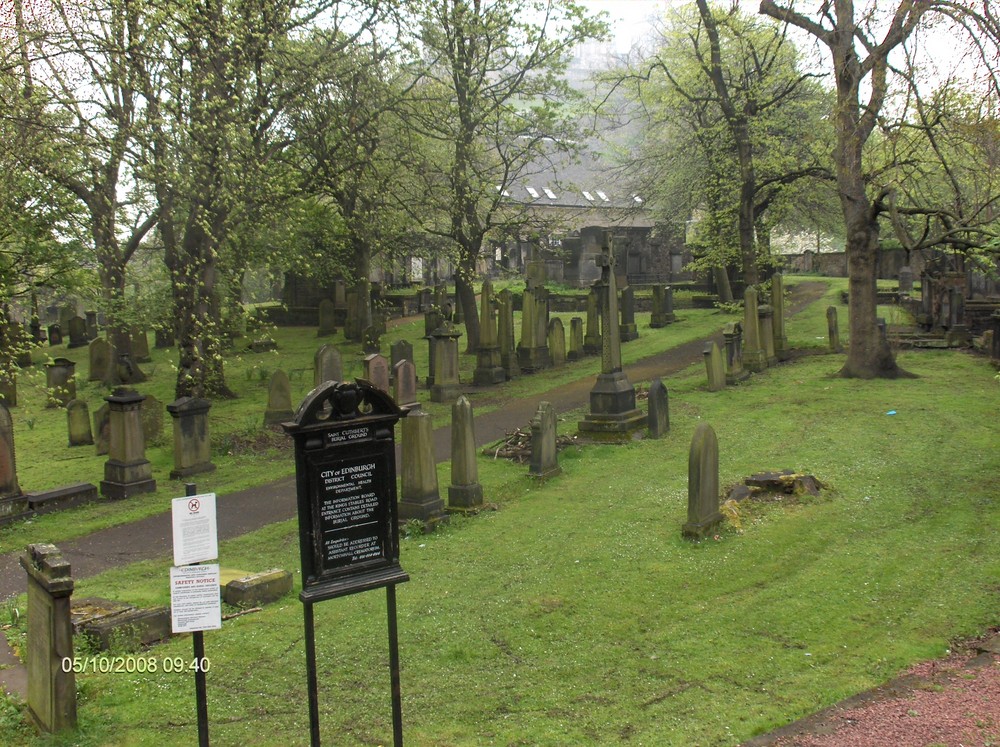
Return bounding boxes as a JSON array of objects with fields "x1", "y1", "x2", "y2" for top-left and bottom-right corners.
[
  {"x1": 223, "y1": 569, "x2": 293, "y2": 608},
  {"x1": 71, "y1": 597, "x2": 170, "y2": 651},
  {"x1": 26, "y1": 483, "x2": 98, "y2": 515},
  {"x1": 744, "y1": 470, "x2": 823, "y2": 497}
]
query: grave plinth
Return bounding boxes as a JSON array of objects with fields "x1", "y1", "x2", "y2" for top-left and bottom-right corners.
[
  {"x1": 429, "y1": 324, "x2": 463, "y2": 404},
  {"x1": 166, "y1": 397, "x2": 216, "y2": 479},
  {"x1": 100, "y1": 389, "x2": 156, "y2": 500}
]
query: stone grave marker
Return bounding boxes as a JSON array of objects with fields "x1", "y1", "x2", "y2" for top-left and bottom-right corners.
[
  {"x1": 390, "y1": 340, "x2": 414, "y2": 374},
  {"x1": 568, "y1": 317, "x2": 584, "y2": 361},
  {"x1": 743, "y1": 287, "x2": 766, "y2": 372},
  {"x1": 131, "y1": 329, "x2": 151, "y2": 363},
  {"x1": 100, "y1": 389, "x2": 156, "y2": 499},
  {"x1": 547, "y1": 318, "x2": 566, "y2": 368},
  {"x1": 473, "y1": 279, "x2": 505, "y2": 386},
  {"x1": 47, "y1": 324, "x2": 62, "y2": 347},
  {"x1": 758, "y1": 304, "x2": 777, "y2": 366},
  {"x1": 317, "y1": 299, "x2": 337, "y2": 337},
  {"x1": 827, "y1": 306, "x2": 842, "y2": 352},
  {"x1": 84, "y1": 311, "x2": 98, "y2": 340},
  {"x1": 364, "y1": 353, "x2": 390, "y2": 394},
  {"x1": 314, "y1": 344, "x2": 343, "y2": 387},
  {"x1": 45, "y1": 358, "x2": 76, "y2": 407},
  {"x1": 723, "y1": 322, "x2": 749, "y2": 384},
  {"x1": 583, "y1": 286, "x2": 601, "y2": 355},
  {"x1": 140, "y1": 393, "x2": 164, "y2": 445},
  {"x1": 66, "y1": 400, "x2": 93, "y2": 447},
  {"x1": 154, "y1": 326, "x2": 173, "y2": 349},
  {"x1": 498, "y1": 289, "x2": 519, "y2": 380},
  {"x1": 166, "y1": 397, "x2": 215, "y2": 479},
  {"x1": 88, "y1": 338, "x2": 112, "y2": 382},
  {"x1": 898, "y1": 266, "x2": 914, "y2": 295},
  {"x1": 392, "y1": 360, "x2": 419, "y2": 410},
  {"x1": 0, "y1": 403, "x2": 22, "y2": 500},
  {"x1": 66, "y1": 317, "x2": 88, "y2": 349},
  {"x1": 399, "y1": 411, "x2": 447, "y2": 530},
  {"x1": 529, "y1": 401, "x2": 561, "y2": 478},
  {"x1": 362, "y1": 324, "x2": 381, "y2": 355},
  {"x1": 682, "y1": 422, "x2": 722, "y2": 539},
  {"x1": 647, "y1": 378, "x2": 669, "y2": 438},
  {"x1": 650, "y1": 285, "x2": 676, "y2": 327},
  {"x1": 429, "y1": 323, "x2": 462, "y2": 403},
  {"x1": 703, "y1": 342, "x2": 725, "y2": 392},
  {"x1": 448, "y1": 396, "x2": 483, "y2": 509},
  {"x1": 619, "y1": 286, "x2": 639, "y2": 341},
  {"x1": 264, "y1": 370, "x2": 294, "y2": 425},
  {"x1": 93, "y1": 403, "x2": 110, "y2": 456},
  {"x1": 770, "y1": 274, "x2": 788, "y2": 359},
  {"x1": 517, "y1": 283, "x2": 551, "y2": 372}
]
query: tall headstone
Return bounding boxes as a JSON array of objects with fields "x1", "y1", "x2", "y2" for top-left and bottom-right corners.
[
  {"x1": 567, "y1": 317, "x2": 584, "y2": 361},
  {"x1": 703, "y1": 342, "x2": 726, "y2": 392},
  {"x1": 547, "y1": 318, "x2": 566, "y2": 368},
  {"x1": 583, "y1": 287, "x2": 601, "y2": 355},
  {"x1": 131, "y1": 329, "x2": 151, "y2": 363},
  {"x1": 647, "y1": 378, "x2": 669, "y2": 439},
  {"x1": 497, "y1": 289, "x2": 519, "y2": 380},
  {"x1": 84, "y1": 311, "x2": 98, "y2": 341},
  {"x1": 723, "y1": 322, "x2": 749, "y2": 384},
  {"x1": 140, "y1": 394, "x2": 164, "y2": 445},
  {"x1": 398, "y1": 411, "x2": 447, "y2": 530},
  {"x1": 333, "y1": 279, "x2": 347, "y2": 310},
  {"x1": 317, "y1": 299, "x2": 337, "y2": 337},
  {"x1": 770, "y1": 274, "x2": 788, "y2": 359},
  {"x1": 682, "y1": 422, "x2": 722, "y2": 539},
  {"x1": 47, "y1": 324, "x2": 62, "y2": 347},
  {"x1": 528, "y1": 401, "x2": 561, "y2": 479},
  {"x1": 758, "y1": 304, "x2": 777, "y2": 366},
  {"x1": 88, "y1": 338, "x2": 112, "y2": 382},
  {"x1": 20, "y1": 543, "x2": 77, "y2": 733},
  {"x1": 827, "y1": 306, "x2": 843, "y2": 353},
  {"x1": 45, "y1": 358, "x2": 76, "y2": 407},
  {"x1": 66, "y1": 317, "x2": 88, "y2": 349},
  {"x1": 0, "y1": 403, "x2": 22, "y2": 499},
  {"x1": 166, "y1": 397, "x2": 216, "y2": 479},
  {"x1": 650, "y1": 285, "x2": 676, "y2": 327},
  {"x1": 898, "y1": 266, "x2": 914, "y2": 295},
  {"x1": 473, "y1": 279, "x2": 505, "y2": 386},
  {"x1": 578, "y1": 234, "x2": 646, "y2": 439},
  {"x1": 313, "y1": 344, "x2": 343, "y2": 387},
  {"x1": 362, "y1": 323, "x2": 381, "y2": 355},
  {"x1": 743, "y1": 287, "x2": 767, "y2": 372},
  {"x1": 363, "y1": 353, "x2": 390, "y2": 394},
  {"x1": 264, "y1": 370, "x2": 294, "y2": 426},
  {"x1": 93, "y1": 403, "x2": 110, "y2": 456},
  {"x1": 516, "y1": 283, "x2": 551, "y2": 373},
  {"x1": 392, "y1": 360, "x2": 419, "y2": 410},
  {"x1": 448, "y1": 396, "x2": 483, "y2": 509},
  {"x1": 619, "y1": 286, "x2": 639, "y2": 342},
  {"x1": 390, "y1": 340, "x2": 414, "y2": 374},
  {"x1": 100, "y1": 389, "x2": 156, "y2": 499},
  {"x1": 66, "y1": 400, "x2": 93, "y2": 447},
  {"x1": 423, "y1": 309, "x2": 442, "y2": 387},
  {"x1": 429, "y1": 323, "x2": 463, "y2": 403}
]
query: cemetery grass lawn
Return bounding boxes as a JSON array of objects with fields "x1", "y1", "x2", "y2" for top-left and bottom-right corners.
[{"x1": 2, "y1": 344, "x2": 997, "y2": 746}]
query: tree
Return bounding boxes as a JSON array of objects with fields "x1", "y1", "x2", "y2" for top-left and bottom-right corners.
[
  {"x1": 759, "y1": 0, "x2": 1000, "y2": 378},
  {"x1": 404, "y1": 0, "x2": 606, "y2": 351}
]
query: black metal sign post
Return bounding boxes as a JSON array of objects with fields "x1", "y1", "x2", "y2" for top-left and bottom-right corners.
[
  {"x1": 283, "y1": 381, "x2": 409, "y2": 747},
  {"x1": 183, "y1": 482, "x2": 211, "y2": 747}
]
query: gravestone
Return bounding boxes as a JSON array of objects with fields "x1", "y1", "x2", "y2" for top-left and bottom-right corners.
[
  {"x1": 423, "y1": 309, "x2": 442, "y2": 387},
  {"x1": 517, "y1": 282, "x2": 551, "y2": 373},
  {"x1": 568, "y1": 317, "x2": 584, "y2": 361},
  {"x1": 723, "y1": 322, "x2": 749, "y2": 384},
  {"x1": 85, "y1": 311, "x2": 98, "y2": 341},
  {"x1": 113, "y1": 352, "x2": 146, "y2": 385},
  {"x1": 583, "y1": 288, "x2": 601, "y2": 355},
  {"x1": 0, "y1": 403, "x2": 22, "y2": 499},
  {"x1": 66, "y1": 400, "x2": 93, "y2": 447},
  {"x1": 392, "y1": 360, "x2": 419, "y2": 410},
  {"x1": 362, "y1": 324, "x2": 381, "y2": 355},
  {"x1": 703, "y1": 342, "x2": 725, "y2": 392},
  {"x1": 66, "y1": 317, "x2": 88, "y2": 349},
  {"x1": 770, "y1": 274, "x2": 788, "y2": 359},
  {"x1": 827, "y1": 306, "x2": 842, "y2": 352},
  {"x1": 314, "y1": 344, "x2": 343, "y2": 387},
  {"x1": 429, "y1": 323, "x2": 463, "y2": 403},
  {"x1": 473, "y1": 279, "x2": 505, "y2": 386},
  {"x1": 398, "y1": 411, "x2": 447, "y2": 530},
  {"x1": 59, "y1": 303, "x2": 76, "y2": 328},
  {"x1": 682, "y1": 422, "x2": 722, "y2": 539},
  {"x1": 47, "y1": 324, "x2": 62, "y2": 347},
  {"x1": 898, "y1": 266, "x2": 914, "y2": 295},
  {"x1": 743, "y1": 288, "x2": 767, "y2": 372},
  {"x1": 88, "y1": 338, "x2": 112, "y2": 382},
  {"x1": 154, "y1": 326, "x2": 173, "y2": 349},
  {"x1": 650, "y1": 285, "x2": 676, "y2": 327},
  {"x1": 363, "y1": 353, "x2": 390, "y2": 394},
  {"x1": 166, "y1": 397, "x2": 215, "y2": 479},
  {"x1": 140, "y1": 394, "x2": 164, "y2": 445},
  {"x1": 448, "y1": 396, "x2": 483, "y2": 509},
  {"x1": 498, "y1": 289, "x2": 519, "y2": 380},
  {"x1": 547, "y1": 318, "x2": 566, "y2": 368},
  {"x1": 45, "y1": 358, "x2": 76, "y2": 407},
  {"x1": 30, "y1": 318, "x2": 42, "y2": 343},
  {"x1": 390, "y1": 340, "x2": 414, "y2": 374},
  {"x1": 619, "y1": 286, "x2": 639, "y2": 341},
  {"x1": 647, "y1": 378, "x2": 669, "y2": 438},
  {"x1": 100, "y1": 389, "x2": 156, "y2": 499},
  {"x1": 264, "y1": 370, "x2": 294, "y2": 426},
  {"x1": 317, "y1": 299, "x2": 337, "y2": 337},
  {"x1": 578, "y1": 234, "x2": 646, "y2": 439},
  {"x1": 333, "y1": 279, "x2": 347, "y2": 310},
  {"x1": 93, "y1": 403, "x2": 110, "y2": 456},
  {"x1": 20, "y1": 543, "x2": 77, "y2": 733},
  {"x1": 529, "y1": 401, "x2": 561, "y2": 478},
  {"x1": 131, "y1": 329, "x2": 151, "y2": 363},
  {"x1": 758, "y1": 304, "x2": 777, "y2": 366}
]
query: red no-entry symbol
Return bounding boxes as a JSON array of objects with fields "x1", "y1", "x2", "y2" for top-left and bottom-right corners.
[{"x1": 188, "y1": 498, "x2": 201, "y2": 512}]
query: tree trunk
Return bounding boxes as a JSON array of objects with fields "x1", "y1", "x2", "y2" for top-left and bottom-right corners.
[{"x1": 455, "y1": 258, "x2": 480, "y2": 354}]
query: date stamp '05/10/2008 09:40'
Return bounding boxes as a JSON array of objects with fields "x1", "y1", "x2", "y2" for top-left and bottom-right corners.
[{"x1": 61, "y1": 656, "x2": 211, "y2": 674}]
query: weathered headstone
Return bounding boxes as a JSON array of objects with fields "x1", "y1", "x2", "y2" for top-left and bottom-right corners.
[
  {"x1": 429, "y1": 323, "x2": 463, "y2": 403},
  {"x1": 743, "y1": 287, "x2": 767, "y2": 372},
  {"x1": 547, "y1": 318, "x2": 566, "y2": 367},
  {"x1": 88, "y1": 338, "x2": 112, "y2": 382},
  {"x1": 313, "y1": 344, "x2": 343, "y2": 387},
  {"x1": 398, "y1": 411, "x2": 447, "y2": 530},
  {"x1": 140, "y1": 393, "x2": 164, "y2": 445},
  {"x1": 390, "y1": 340, "x2": 414, "y2": 374},
  {"x1": 131, "y1": 329, "x2": 151, "y2": 363},
  {"x1": 30, "y1": 318, "x2": 43, "y2": 343},
  {"x1": 166, "y1": 397, "x2": 216, "y2": 480},
  {"x1": 20, "y1": 543, "x2": 77, "y2": 733},
  {"x1": 84, "y1": 311, "x2": 98, "y2": 341},
  {"x1": 723, "y1": 322, "x2": 749, "y2": 384},
  {"x1": 898, "y1": 266, "x2": 914, "y2": 295},
  {"x1": 45, "y1": 358, "x2": 76, "y2": 407},
  {"x1": 317, "y1": 299, "x2": 337, "y2": 337},
  {"x1": 66, "y1": 400, "x2": 93, "y2": 447},
  {"x1": 362, "y1": 324, "x2": 381, "y2": 355},
  {"x1": 578, "y1": 234, "x2": 646, "y2": 439},
  {"x1": 758, "y1": 304, "x2": 777, "y2": 366},
  {"x1": 473, "y1": 279, "x2": 505, "y2": 386},
  {"x1": 647, "y1": 378, "x2": 669, "y2": 438},
  {"x1": 448, "y1": 396, "x2": 483, "y2": 509},
  {"x1": 650, "y1": 285, "x2": 676, "y2": 327},
  {"x1": 154, "y1": 326, "x2": 173, "y2": 349},
  {"x1": 0, "y1": 403, "x2": 22, "y2": 499},
  {"x1": 498, "y1": 289, "x2": 519, "y2": 380},
  {"x1": 703, "y1": 342, "x2": 725, "y2": 392},
  {"x1": 333, "y1": 279, "x2": 347, "y2": 310},
  {"x1": 827, "y1": 306, "x2": 842, "y2": 352},
  {"x1": 517, "y1": 283, "x2": 551, "y2": 372},
  {"x1": 47, "y1": 324, "x2": 62, "y2": 347},
  {"x1": 619, "y1": 286, "x2": 639, "y2": 342},
  {"x1": 583, "y1": 287, "x2": 601, "y2": 355},
  {"x1": 529, "y1": 401, "x2": 561, "y2": 478},
  {"x1": 100, "y1": 389, "x2": 156, "y2": 499},
  {"x1": 93, "y1": 403, "x2": 110, "y2": 456},
  {"x1": 682, "y1": 422, "x2": 722, "y2": 539},
  {"x1": 567, "y1": 317, "x2": 584, "y2": 361},
  {"x1": 363, "y1": 353, "x2": 390, "y2": 394},
  {"x1": 66, "y1": 316, "x2": 88, "y2": 349},
  {"x1": 770, "y1": 274, "x2": 788, "y2": 359},
  {"x1": 264, "y1": 370, "x2": 294, "y2": 426},
  {"x1": 392, "y1": 360, "x2": 419, "y2": 410}
]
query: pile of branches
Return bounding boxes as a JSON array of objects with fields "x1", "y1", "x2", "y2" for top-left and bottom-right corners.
[{"x1": 483, "y1": 426, "x2": 579, "y2": 464}]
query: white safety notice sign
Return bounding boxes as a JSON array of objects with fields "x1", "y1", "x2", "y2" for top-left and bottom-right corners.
[
  {"x1": 170, "y1": 564, "x2": 222, "y2": 634},
  {"x1": 171, "y1": 492, "x2": 218, "y2": 566}
]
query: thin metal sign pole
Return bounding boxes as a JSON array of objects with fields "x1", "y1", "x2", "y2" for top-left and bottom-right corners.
[
  {"x1": 387, "y1": 584, "x2": 403, "y2": 747},
  {"x1": 185, "y1": 482, "x2": 210, "y2": 747},
  {"x1": 304, "y1": 601, "x2": 321, "y2": 746}
]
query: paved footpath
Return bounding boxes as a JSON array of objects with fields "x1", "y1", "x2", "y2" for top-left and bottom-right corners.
[{"x1": 0, "y1": 282, "x2": 827, "y2": 604}]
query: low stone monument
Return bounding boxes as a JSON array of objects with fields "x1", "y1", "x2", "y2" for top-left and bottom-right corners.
[
  {"x1": 583, "y1": 287, "x2": 601, "y2": 355},
  {"x1": 166, "y1": 397, "x2": 216, "y2": 479},
  {"x1": 264, "y1": 370, "x2": 294, "y2": 426},
  {"x1": 647, "y1": 378, "x2": 669, "y2": 438},
  {"x1": 0, "y1": 403, "x2": 23, "y2": 502},
  {"x1": 88, "y1": 337, "x2": 112, "y2": 382},
  {"x1": 498, "y1": 289, "x2": 519, "y2": 380},
  {"x1": 529, "y1": 401, "x2": 561, "y2": 478},
  {"x1": 392, "y1": 360, "x2": 419, "y2": 410},
  {"x1": 770, "y1": 274, "x2": 788, "y2": 359},
  {"x1": 140, "y1": 393, "x2": 164, "y2": 445},
  {"x1": 517, "y1": 282, "x2": 551, "y2": 373},
  {"x1": 682, "y1": 423, "x2": 722, "y2": 539},
  {"x1": 363, "y1": 353, "x2": 390, "y2": 394},
  {"x1": 131, "y1": 329, "x2": 151, "y2": 363},
  {"x1": 66, "y1": 316, "x2": 88, "y2": 349},
  {"x1": 547, "y1": 318, "x2": 566, "y2": 368},
  {"x1": 703, "y1": 342, "x2": 726, "y2": 392},
  {"x1": 317, "y1": 299, "x2": 337, "y2": 337},
  {"x1": 429, "y1": 323, "x2": 463, "y2": 403},
  {"x1": 448, "y1": 396, "x2": 483, "y2": 509},
  {"x1": 100, "y1": 389, "x2": 156, "y2": 499},
  {"x1": 93, "y1": 403, "x2": 110, "y2": 456},
  {"x1": 47, "y1": 324, "x2": 62, "y2": 347},
  {"x1": 314, "y1": 344, "x2": 343, "y2": 387},
  {"x1": 390, "y1": 340, "x2": 414, "y2": 377},
  {"x1": 398, "y1": 411, "x2": 447, "y2": 530},
  {"x1": 759, "y1": 304, "x2": 777, "y2": 366},
  {"x1": 827, "y1": 306, "x2": 842, "y2": 352},
  {"x1": 66, "y1": 400, "x2": 93, "y2": 447}
]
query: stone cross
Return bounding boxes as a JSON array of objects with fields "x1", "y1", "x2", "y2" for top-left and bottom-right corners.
[{"x1": 596, "y1": 241, "x2": 623, "y2": 375}]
